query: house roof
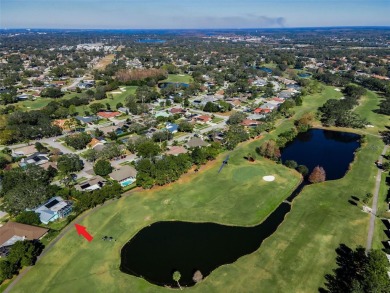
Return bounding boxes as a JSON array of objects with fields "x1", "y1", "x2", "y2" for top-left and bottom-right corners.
[
  {"x1": 241, "y1": 119, "x2": 261, "y2": 127},
  {"x1": 0, "y1": 222, "x2": 48, "y2": 247},
  {"x1": 88, "y1": 138, "x2": 103, "y2": 148},
  {"x1": 109, "y1": 165, "x2": 137, "y2": 182},
  {"x1": 165, "y1": 146, "x2": 187, "y2": 156},
  {"x1": 97, "y1": 111, "x2": 121, "y2": 119},
  {"x1": 13, "y1": 145, "x2": 37, "y2": 156},
  {"x1": 34, "y1": 196, "x2": 70, "y2": 224},
  {"x1": 186, "y1": 137, "x2": 209, "y2": 148},
  {"x1": 75, "y1": 116, "x2": 99, "y2": 124},
  {"x1": 166, "y1": 123, "x2": 179, "y2": 133},
  {"x1": 196, "y1": 115, "x2": 211, "y2": 122},
  {"x1": 75, "y1": 176, "x2": 106, "y2": 191},
  {"x1": 170, "y1": 108, "x2": 185, "y2": 114},
  {"x1": 53, "y1": 119, "x2": 70, "y2": 129}
]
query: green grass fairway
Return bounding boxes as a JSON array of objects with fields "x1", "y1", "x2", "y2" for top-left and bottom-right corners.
[
  {"x1": 162, "y1": 74, "x2": 193, "y2": 83},
  {"x1": 354, "y1": 90, "x2": 389, "y2": 134},
  {"x1": 10, "y1": 142, "x2": 301, "y2": 293},
  {"x1": 76, "y1": 86, "x2": 137, "y2": 115}
]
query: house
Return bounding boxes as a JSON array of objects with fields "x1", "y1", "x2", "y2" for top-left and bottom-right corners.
[
  {"x1": 109, "y1": 165, "x2": 137, "y2": 187},
  {"x1": 254, "y1": 108, "x2": 272, "y2": 114},
  {"x1": 99, "y1": 125, "x2": 117, "y2": 135},
  {"x1": 185, "y1": 137, "x2": 210, "y2": 148},
  {"x1": 0, "y1": 222, "x2": 48, "y2": 255},
  {"x1": 13, "y1": 145, "x2": 38, "y2": 157},
  {"x1": 195, "y1": 115, "x2": 211, "y2": 123},
  {"x1": 17, "y1": 94, "x2": 30, "y2": 101},
  {"x1": 53, "y1": 118, "x2": 72, "y2": 130},
  {"x1": 165, "y1": 146, "x2": 188, "y2": 156},
  {"x1": 20, "y1": 152, "x2": 49, "y2": 167},
  {"x1": 88, "y1": 138, "x2": 105, "y2": 149},
  {"x1": 33, "y1": 196, "x2": 73, "y2": 224},
  {"x1": 165, "y1": 122, "x2": 179, "y2": 133},
  {"x1": 241, "y1": 119, "x2": 262, "y2": 127},
  {"x1": 78, "y1": 82, "x2": 94, "y2": 89},
  {"x1": 97, "y1": 111, "x2": 121, "y2": 119},
  {"x1": 75, "y1": 115, "x2": 99, "y2": 125},
  {"x1": 278, "y1": 91, "x2": 294, "y2": 99},
  {"x1": 117, "y1": 107, "x2": 130, "y2": 114},
  {"x1": 154, "y1": 111, "x2": 170, "y2": 118},
  {"x1": 75, "y1": 176, "x2": 106, "y2": 192},
  {"x1": 170, "y1": 108, "x2": 186, "y2": 115}
]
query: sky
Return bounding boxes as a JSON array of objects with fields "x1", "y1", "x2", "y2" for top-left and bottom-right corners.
[{"x1": 1, "y1": 0, "x2": 389, "y2": 29}]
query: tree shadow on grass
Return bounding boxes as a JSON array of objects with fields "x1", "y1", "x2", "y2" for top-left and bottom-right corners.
[
  {"x1": 318, "y1": 244, "x2": 366, "y2": 293},
  {"x1": 348, "y1": 199, "x2": 358, "y2": 206}
]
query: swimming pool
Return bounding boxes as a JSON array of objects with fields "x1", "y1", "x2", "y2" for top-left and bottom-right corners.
[{"x1": 121, "y1": 178, "x2": 135, "y2": 187}]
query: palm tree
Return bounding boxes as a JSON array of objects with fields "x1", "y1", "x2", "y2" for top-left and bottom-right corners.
[{"x1": 172, "y1": 271, "x2": 182, "y2": 290}]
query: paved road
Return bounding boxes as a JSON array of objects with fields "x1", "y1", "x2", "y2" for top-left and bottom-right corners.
[
  {"x1": 366, "y1": 144, "x2": 388, "y2": 252},
  {"x1": 61, "y1": 77, "x2": 83, "y2": 92}
]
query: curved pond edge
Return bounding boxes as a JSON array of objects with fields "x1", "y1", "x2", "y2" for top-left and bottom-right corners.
[{"x1": 119, "y1": 128, "x2": 363, "y2": 288}]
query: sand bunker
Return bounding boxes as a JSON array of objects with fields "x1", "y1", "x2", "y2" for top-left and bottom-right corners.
[{"x1": 263, "y1": 175, "x2": 275, "y2": 182}]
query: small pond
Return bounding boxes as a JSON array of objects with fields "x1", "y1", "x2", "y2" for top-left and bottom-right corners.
[
  {"x1": 120, "y1": 129, "x2": 360, "y2": 287},
  {"x1": 158, "y1": 82, "x2": 189, "y2": 89},
  {"x1": 256, "y1": 66, "x2": 273, "y2": 73},
  {"x1": 298, "y1": 73, "x2": 312, "y2": 78}
]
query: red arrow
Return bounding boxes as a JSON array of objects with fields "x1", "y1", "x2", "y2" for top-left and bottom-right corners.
[{"x1": 74, "y1": 224, "x2": 93, "y2": 242}]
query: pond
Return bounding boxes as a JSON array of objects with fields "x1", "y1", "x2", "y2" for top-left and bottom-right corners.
[
  {"x1": 256, "y1": 66, "x2": 273, "y2": 74},
  {"x1": 298, "y1": 73, "x2": 312, "y2": 78},
  {"x1": 120, "y1": 129, "x2": 360, "y2": 288},
  {"x1": 158, "y1": 82, "x2": 189, "y2": 89},
  {"x1": 281, "y1": 129, "x2": 361, "y2": 180}
]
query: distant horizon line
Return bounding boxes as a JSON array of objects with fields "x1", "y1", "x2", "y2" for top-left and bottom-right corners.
[{"x1": 1, "y1": 25, "x2": 390, "y2": 31}]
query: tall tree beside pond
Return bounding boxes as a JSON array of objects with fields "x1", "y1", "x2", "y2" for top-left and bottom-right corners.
[
  {"x1": 308, "y1": 165, "x2": 326, "y2": 183},
  {"x1": 172, "y1": 271, "x2": 182, "y2": 290}
]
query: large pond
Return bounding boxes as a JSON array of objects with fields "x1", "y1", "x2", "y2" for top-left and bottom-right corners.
[
  {"x1": 120, "y1": 129, "x2": 360, "y2": 287},
  {"x1": 281, "y1": 129, "x2": 361, "y2": 180}
]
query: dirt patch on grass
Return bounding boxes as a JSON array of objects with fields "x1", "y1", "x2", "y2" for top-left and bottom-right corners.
[{"x1": 94, "y1": 54, "x2": 115, "y2": 70}]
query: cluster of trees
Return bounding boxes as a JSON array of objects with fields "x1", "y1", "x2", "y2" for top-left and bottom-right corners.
[
  {"x1": 57, "y1": 154, "x2": 84, "y2": 175},
  {"x1": 0, "y1": 240, "x2": 44, "y2": 284},
  {"x1": 223, "y1": 125, "x2": 250, "y2": 150},
  {"x1": 283, "y1": 160, "x2": 309, "y2": 177},
  {"x1": 294, "y1": 112, "x2": 315, "y2": 133},
  {"x1": 136, "y1": 144, "x2": 221, "y2": 189},
  {"x1": 59, "y1": 182, "x2": 122, "y2": 213},
  {"x1": 203, "y1": 101, "x2": 232, "y2": 113},
  {"x1": 1, "y1": 165, "x2": 58, "y2": 214},
  {"x1": 115, "y1": 68, "x2": 167, "y2": 84},
  {"x1": 256, "y1": 140, "x2": 281, "y2": 161},
  {"x1": 93, "y1": 160, "x2": 113, "y2": 176},
  {"x1": 227, "y1": 112, "x2": 247, "y2": 125},
  {"x1": 64, "y1": 132, "x2": 92, "y2": 150},
  {"x1": 83, "y1": 143, "x2": 123, "y2": 162},
  {"x1": 15, "y1": 211, "x2": 41, "y2": 225},
  {"x1": 318, "y1": 85, "x2": 367, "y2": 128},
  {"x1": 321, "y1": 244, "x2": 390, "y2": 293},
  {"x1": 276, "y1": 128, "x2": 298, "y2": 148},
  {"x1": 40, "y1": 87, "x2": 64, "y2": 99},
  {"x1": 127, "y1": 137, "x2": 161, "y2": 158},
  {"x1": 0, "y1": 110, "x2": 62, "y2": 145}
]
